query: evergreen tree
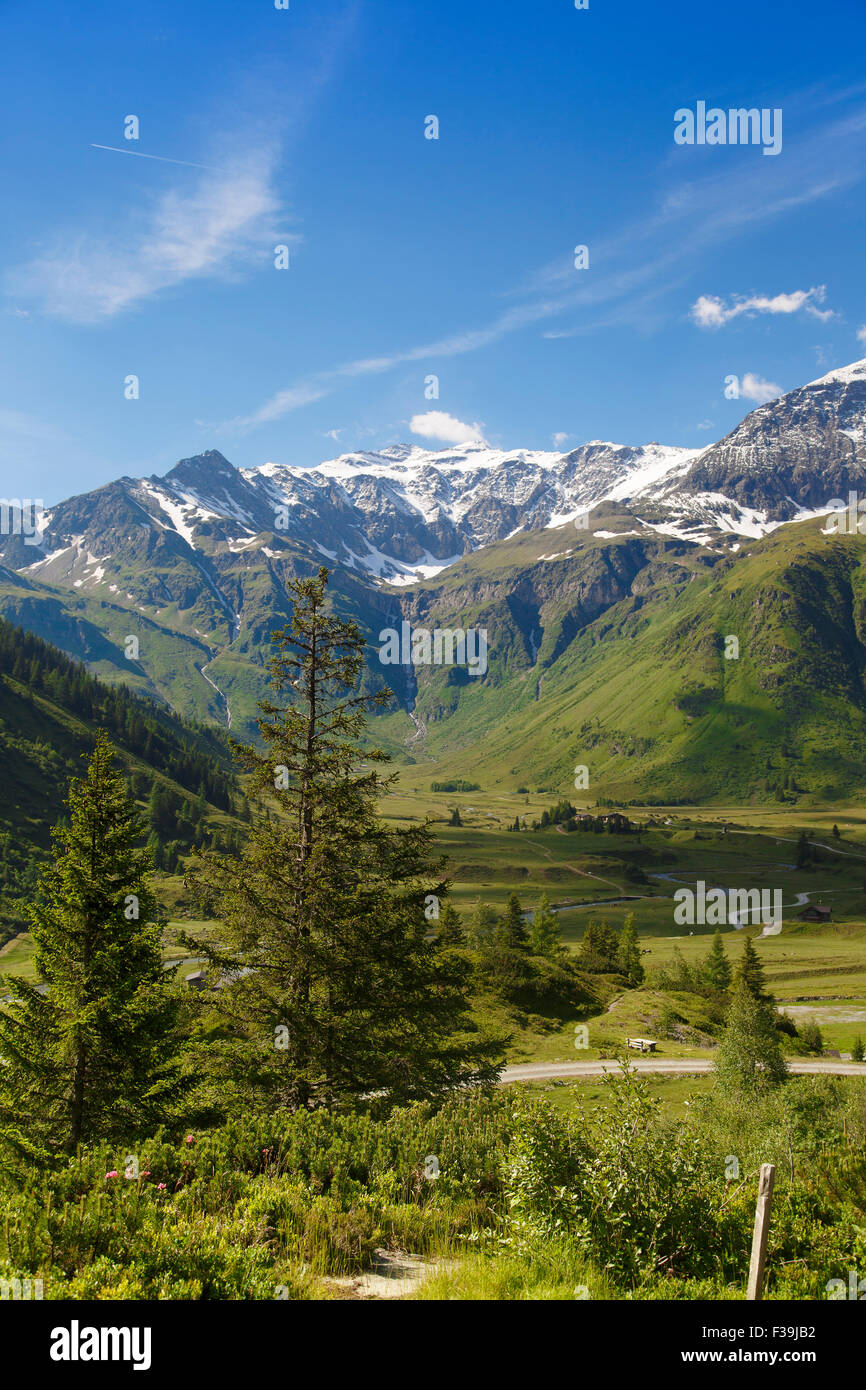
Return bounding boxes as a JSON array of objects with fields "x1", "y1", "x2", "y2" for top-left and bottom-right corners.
[
  {"x1": 498, "y1": 892, "x2": 529, "y2": 951},
  {"x1": 187, "y1": 568, "x2": 502, "y2": 1113},
  {"x1": 732, "y1": 934, "x2": 769, "y2": 1001},
  {"x1": 448, "y1": 807, "x2": 462, "y2": 827},
  {"x1": 579, "y1": 918, "x2": 620, "y2": 970},
  {"x1": 795, "y1": 831, "x2": 811, "y2": 869},
  {"x1": 528, "y1": 892, "x2": 563, "y2": 957},
  {"x1": 702, "y1": 929, "x2": 732, "y2": 992},
  {"x1": 0, "y1": 731, "x2": 181, "y2": 1165},
  {"x1": 618, "y1": 912, "x2": 644, "y2": 987},
  {"x1": 714, "y1": 980, "x2": 788, "y2": 1095},
  {"x1": 437, "y1": 901, "x2": 466, "y2": 946},
  {"x1": 852, "y1": 1036, "x2": 864, "y2": 1063}
]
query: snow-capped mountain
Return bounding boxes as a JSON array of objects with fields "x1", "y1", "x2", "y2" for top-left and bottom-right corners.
[{"x1": 4, "y1": 357, "x2": 866, "y2": 595}]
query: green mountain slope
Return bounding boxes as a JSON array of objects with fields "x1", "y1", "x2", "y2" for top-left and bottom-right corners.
[
  {"x1": 381, "y1": 516, "x2": 866, "y2": 804},
  {"x1": 0, "y1": 618, "x2": 242, "y2": 937}
]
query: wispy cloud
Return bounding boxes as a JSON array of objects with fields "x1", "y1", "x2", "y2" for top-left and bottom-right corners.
[
  {"x1": 691, "y1": 286, "x2": 833, "y2": 328},
  {"x1": 221, "y1": 90, "x2": 866, "y2": 431},
  {"x1": 6, "y1": 149, "x2": 285, "y2": 323},
  {"x1": 857, "y1": 325, "x2": 866, "y2": 346},
  {"x1": 409, "y1": 411, "x2": 486, "y2": 446}
]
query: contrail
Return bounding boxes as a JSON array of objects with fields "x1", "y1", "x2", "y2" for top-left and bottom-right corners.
[{"x1": 90, "y1": 144, "x2": 223, "y2": 171}]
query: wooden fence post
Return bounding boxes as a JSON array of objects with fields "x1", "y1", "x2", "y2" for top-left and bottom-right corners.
[{"x1": 746, "y1": 1163, "x2": 775, "y2": 1300}]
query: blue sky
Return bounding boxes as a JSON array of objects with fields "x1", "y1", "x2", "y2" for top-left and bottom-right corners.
[{"x1": 1, "y1": 0, "x2": 866, "y2": 505}]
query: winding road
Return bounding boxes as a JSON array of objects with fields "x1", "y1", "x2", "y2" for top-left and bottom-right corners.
[{"x1": 500, "y1": 1058, "x2": 866, "y2": 1083}]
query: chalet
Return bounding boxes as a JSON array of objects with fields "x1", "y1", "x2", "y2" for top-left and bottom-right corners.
[{"x1": 797, "y1": 904, "x2": 832, "y2": 922}]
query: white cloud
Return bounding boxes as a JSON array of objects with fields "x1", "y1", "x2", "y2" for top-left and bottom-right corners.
[
  {"x1": 690, "y1": 286, "x2": 833, "y2": 329},
  {"x1": 695, "y1": 419, "x2": 714, "y2": 430},
  {"x1": 6, "y1": 151, "x2": 284, "y2": 323},
  {"x1": 409, "y1": 411, "x2": 486, "y2": 445},
  {"x1": 857, "y1": 325, "x2": 866, "y2": 346},
  {"x1": 740, "y1": 372, "x2": 782, "y2": 403},
  {"x1": 552, "y1": 432, "x2": 570, "y2": 447},
  {"x1": 222, "y1": 93, "x2": 866, "y2": 432}
]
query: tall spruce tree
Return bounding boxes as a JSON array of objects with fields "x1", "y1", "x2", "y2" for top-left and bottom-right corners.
[
  {"x1": 0, "y1": 732, "x2": 180, "y2": 1166},
  {"x1": 733, "y1": 934, "x2": 769, "y2": 1001},
  {"x1": 186, "y1": 568, "x2": 503, "y2": 1112},
  {"x1": 703, "y1": 929, "x2": 732, "y2": 992},
  {"x1": 528, "y1": 892, "x2": 564, "y2": 957},
  {"x1": 437, "y1": 901, "x2": 466, "y2": 946},
  {"x1": 499, "y1": 892, "x2": 530, "y2": 951},
  {"x1": 618, "y1": 912, "x2": 644, "y2": 987}
]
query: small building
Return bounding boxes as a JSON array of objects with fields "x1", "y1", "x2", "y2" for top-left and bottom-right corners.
[
  {"x1": 797, "y1": 904, "x2": 832, "y2": 922},
  {"x1": 185, "y1": 969, "x2": 208, "y2": 990}
]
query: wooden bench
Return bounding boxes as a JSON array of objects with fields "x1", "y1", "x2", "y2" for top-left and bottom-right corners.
[{"x1": 625, "y1": 1037, "x2": 658, "y2": 1053}]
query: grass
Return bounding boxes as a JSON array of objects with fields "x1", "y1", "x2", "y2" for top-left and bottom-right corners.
[{"x1": 6, "y1": 804, "x2": 866, "y2": 1057}]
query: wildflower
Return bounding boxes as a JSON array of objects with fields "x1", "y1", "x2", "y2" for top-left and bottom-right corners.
[
  {"x1": 185, "y1": 1134, "x2": 194, "y2": 1145},
  {"x1": 105, "y1": 1170, "x2": 119, "y2": 1179},
  {"x1": 157, "y1": 1182, "x2": 167, "y2": 1191}
]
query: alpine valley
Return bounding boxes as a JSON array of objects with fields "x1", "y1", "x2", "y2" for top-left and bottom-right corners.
[{"x1": 3, "y1": 356, "x2": 866, "y2": 806}]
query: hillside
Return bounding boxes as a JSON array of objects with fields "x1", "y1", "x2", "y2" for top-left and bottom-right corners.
[{"x1": 0, "y1": 618, "x2": 242, "y2": 937}]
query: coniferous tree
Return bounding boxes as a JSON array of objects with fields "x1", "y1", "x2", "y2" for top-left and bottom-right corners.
[
  {"x1": 579, "y1": 918, "x2": 619, "y2": 971},
  {"x1": 448, "y1": 807, "x2": 462, "y2": 827},
  {"x1": 499, "y1": 892, "x2": 530, "y2": 951},
  {"x1": 732, "y1": 934, "x2": 769, "y2": 1001},
  {"x1": 528, "y1": 892, "x2": 564, "y2": 957},
  {"x1": 187, "y1": 568, "x2": 502, "y2": 1113},
  {"x1": 0, "y1": 732, "x2": 181, "y2": 1166},
  {"x1": 437, "y1": 901, "x2": 466, "y2": 946},
  {"x1": 714, "y1": 980, "x2": 788, "y2": 1095},
  {"x1": 618, "y1": 912, "x2": 644, "y2": 987},
  {"x1": 703, "y1": 929, "x2": 732, "y2": 992}
]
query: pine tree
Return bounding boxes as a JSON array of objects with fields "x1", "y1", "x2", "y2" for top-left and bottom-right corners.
[
  {"x1": 732, "y1": 934, "x2": 769, "y2": 1001},
  {"x1": 795, "y1": 831, "x2": 811, "y2": 869},
  {"x1": 186, "y1": 568, "x2": 502, "y2": 1113},
  {"x1": 0, "y1": 731, "x2": 181, "y2": 1166},
  {"x1": 448, "y1": 807, "x2": 462, "y2": 827},
  {"x1": 437, "y1": 901, "x2": 466, "y2": 946},
  {"x1": 579, "y1": 918, "x2": 619, "y2": 970},
  {"x1": 528, "y1": 892, "x2": 563, "y2": 957},
  {"x1": 714, "y1": 980, "x2": 788, "y2": 1095},
  {"x1": 702, "y1": 929, "x2": 732, "y2": 992},
  {"x1": 852, "y1": 1036, "x2": 865, "y2": 1063},
  {"x1": 498, "y1": 892, "x2": 529, "y2": 951},
  {"x1": 618, "y1": 912, "x2": 644, "y2": 987}
]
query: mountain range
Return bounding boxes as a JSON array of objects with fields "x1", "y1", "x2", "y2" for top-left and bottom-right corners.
[{"x1": 2, "y1": 356, "x2": 866, "y2": 804}]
